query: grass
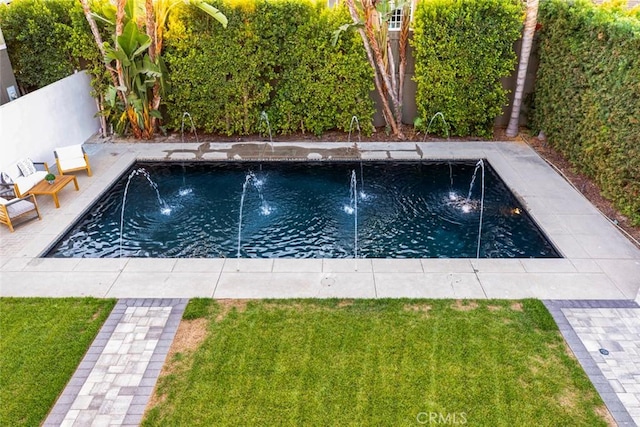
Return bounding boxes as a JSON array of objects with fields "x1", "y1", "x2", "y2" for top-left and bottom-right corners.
[
  {"x1": 0, "y1": 297, "x2": 116, "y2": 427},
  {"x1": 143, "y1": 299, "x2": 609, "y2": 426}
]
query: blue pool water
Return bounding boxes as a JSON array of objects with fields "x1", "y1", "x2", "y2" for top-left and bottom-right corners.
[{"x1": 46, "y1": 161, "x2": 559, "y2": 258}]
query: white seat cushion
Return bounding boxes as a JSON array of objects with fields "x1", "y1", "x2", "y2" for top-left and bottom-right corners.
[
  {"x1": 14, "y1": 171, "x2": 47, "y2": 194},
  {"x1": 56, "y1": 145, "x2": 87, "y2": 171},
  {"x1": 58, "y1": 156, "x2": 87, "y2": 171}
]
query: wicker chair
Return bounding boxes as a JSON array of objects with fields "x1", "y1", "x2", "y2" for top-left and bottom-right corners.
[{"x1": 0, "y1": 195, "x2": 42, "y2": 232}]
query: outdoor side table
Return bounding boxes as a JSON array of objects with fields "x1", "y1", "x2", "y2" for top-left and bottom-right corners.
[{"x1": 26, "y1": 175, "x2": 79, "y2": 208}]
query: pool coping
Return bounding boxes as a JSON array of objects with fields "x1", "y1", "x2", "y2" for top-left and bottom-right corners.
[{"x1": 1, "y1": 140, "x2": 639, "y2": 301}]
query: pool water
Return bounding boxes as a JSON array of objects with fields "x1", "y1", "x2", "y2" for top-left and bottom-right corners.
[{"x1": 46, "y1": 161, "x2": 559, "y2": 258}]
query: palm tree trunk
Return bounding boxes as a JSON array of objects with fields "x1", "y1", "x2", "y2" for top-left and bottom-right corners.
[
  {"x1": 79, "y1": 0, "x2": 125, "y2": 104},
  {"x1": 145, "y1": 0, "x2": 160, "y2": 135},
  {"x1": 506, "y1": 0, "x2": 538, "y2": 137},
  {"x1": 345, "y1": 0, "x2": 399, "y2": 136},
  {"x1": 363, "y1": 22, "x2": 402, "y2": 130},
  {"x1": 398, "y1": 4, "x2": 411, "y2": 122},
  {"x1": 115, "y1": 0, "x2": 127, "y2": 92},
  {"x1": 145, "y1": 0, "x2": 156, "y2": 61}
]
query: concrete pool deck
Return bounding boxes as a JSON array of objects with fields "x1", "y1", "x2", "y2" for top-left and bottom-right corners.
[
  {"x1": 3, "y1": 140, "x2": 640, "y2": 426},
  {"x1": 1, "y1": 140, "x2": 639, "y2": 301}
]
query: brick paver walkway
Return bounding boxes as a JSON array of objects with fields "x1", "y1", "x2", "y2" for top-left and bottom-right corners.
[
  {"x1": 545, "y1": 300, "x2": 640, "y2": 427},
  {"x1": 44, "y1": 299, "x2": 186, "y2": 427},
  {"x1": 41, "y1": 298, "x2": 639, "y2": 426}
]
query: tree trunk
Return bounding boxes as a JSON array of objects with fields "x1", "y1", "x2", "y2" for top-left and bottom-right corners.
[
  {"x1": 345, "y1": 0, "x2": 399, "y2": 136},
  {"x1": 145, "y1": 0, "x2": 160, "y2": 134},
  {"x1": 115, "y1": 0, "x2": 127, "y2": 92},
  {"x1": 398, "y1": 4, "x2": 411, "y2": 126},
  {"x1": 145, "y1": 0, "x2": 156, "y2": 62},
  {"x1": 506, "y1": 0, "x2": 538, "y2": 137},
  {"x1": 78, "y1": 0, "x2": 125, "y2": 104},
  {"x1": 347, "y1": 0, "x2": 405, "y2": 139}
]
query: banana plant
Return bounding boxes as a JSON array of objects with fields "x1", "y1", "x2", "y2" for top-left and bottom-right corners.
[
  {"x1": 104, "y1": 20, "x2": 162, "y2": 138},
  {"x1": 81, "y1": 0, "x2": 226, "y2": 138}
]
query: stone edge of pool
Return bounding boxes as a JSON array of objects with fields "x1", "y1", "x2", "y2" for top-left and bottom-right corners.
[{"x1": 1, "y1": 141, "x2": 639, "y2": 302}]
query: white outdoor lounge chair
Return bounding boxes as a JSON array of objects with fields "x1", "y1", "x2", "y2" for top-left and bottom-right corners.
[
  {"x1": 0, "y1": 194, "x2": 41, "y2": 232},
  {"x1": 54, "y1": 144, "x2": 92, "y2": 176}
]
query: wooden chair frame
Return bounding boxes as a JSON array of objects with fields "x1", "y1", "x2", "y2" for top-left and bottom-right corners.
[{"x1": 0, "y1": 194, "x2": 42, "y2": 232}]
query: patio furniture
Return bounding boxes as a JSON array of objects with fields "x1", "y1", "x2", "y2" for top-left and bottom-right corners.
[
  {"x1": 0, "y1": 194, "x2": 42, "y2": 232},
  {"x1": 1, "y1": 159, "x2": 50, "y2": 198},
  {"x1": 26, "y1": 174, "x2": 79, "y2": 208},
  {"x1": 54, "y1": 144, "x2": 92, "y2": 176}
]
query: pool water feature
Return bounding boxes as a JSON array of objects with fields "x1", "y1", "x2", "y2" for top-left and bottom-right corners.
[{"x1": 46, "y1": 161, "x2": 559, "y2": 259}]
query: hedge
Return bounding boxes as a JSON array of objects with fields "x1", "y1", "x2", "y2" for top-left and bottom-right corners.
[
  {"x1": 532, "y1": 0, "x2": 640, "y2": 225},
  {"x1": 0, "y1": 0, "x2": 102, "y2": 93},
  {"x1": 411, "y1": 0, "x2": 524, "y2": 138},
  {"x1": 163, "y1": 0, "x2": 374, "y2": 136}
]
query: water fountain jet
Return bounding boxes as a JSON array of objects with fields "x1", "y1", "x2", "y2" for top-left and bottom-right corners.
[
  {"x1": 422, "y1": 112, "x2": 450, "y2": 142},
  {"x1": 120, "y1": 168, "x2": 170, "y2": 258},
  {"x1": 258, "y1": 111, "x2": 274, "y2": 160},
  {"x1": 180, "y1": 112, "x2": 199, "y2": 143},
  {"x1": 236, "y1": 171, "x2": 272, "y2": 269},
  {"x1": 348, "y1": 116, "x2": 361, "y2": 146}
]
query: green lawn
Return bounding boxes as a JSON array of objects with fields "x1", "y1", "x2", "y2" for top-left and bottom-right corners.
[
  {"x1": 144, "y1": 299, "x2": 608, "y2": 426},
  {"x1": 0, "y1": 298, "x2": 116, "y2": 427}
]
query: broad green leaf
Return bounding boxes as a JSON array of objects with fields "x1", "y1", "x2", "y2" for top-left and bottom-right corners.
[
  {"x1": 125, "y1": 0, "x2": 137, "y2": 22},
  {"x1": 193, "y1": 1, "x2": 228, "y2": 28},
  {"x1": 90, "y1": 12, "x2": 114, "y2": 27},
  {"x1": 131, "y1": 34, "x2": 152, "y2": 59},
  {"x1": 105, "y1": 47, "x2": 128, "y2": 64},
  {"x1": 118, "y1": 21, "x2": 142, "y2": 57}
]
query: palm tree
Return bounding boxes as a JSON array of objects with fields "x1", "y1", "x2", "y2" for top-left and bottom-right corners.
[
  {"x1": 341, "y1": 0, "x2": 412, "y2": 139},
  {"x1": 506, "y1": 0, "x2": 539, "y2": 137}
]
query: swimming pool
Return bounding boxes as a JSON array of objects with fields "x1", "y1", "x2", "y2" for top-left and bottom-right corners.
[{"x1": 46, "y1": 160, "x2": 559, "y2": 258}]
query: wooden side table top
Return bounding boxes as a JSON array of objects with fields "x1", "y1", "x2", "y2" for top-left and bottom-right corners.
[{"x1": 27, "y1": 175, "x2": 79, "y2": 208}]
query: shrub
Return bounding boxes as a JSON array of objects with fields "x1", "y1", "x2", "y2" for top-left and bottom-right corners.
[
  {"x1": 163, "y1": 0, "x2": 374, "y2": 136},
  {"x1": 532, "y1": 0, "x2": 640, "y2": 225},
  {"x1": 411, "y1": 0, "x2": 523, "y2": 137},
  {"x1": 0, "y1": 0, "x2": 101, "y2": 93},
  {"x1": 268, "y1": 3, "x2": 374, "y2": 136}
]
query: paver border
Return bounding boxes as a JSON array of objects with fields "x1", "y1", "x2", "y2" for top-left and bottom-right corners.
[
  {"x1": 543, "y1": 299, "x2": 639, "y2": 427},
  {"x1": 43, "y1": 298, "x2": 187, "y2": 427}
]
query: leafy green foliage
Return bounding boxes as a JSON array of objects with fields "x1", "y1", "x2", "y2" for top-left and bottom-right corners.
[
  {"x1": 532, "y1": 0, "x2": 640, "y2": 225},
  {"x1": 143, "y1": 299, "x2": 608, "y2": 426},
  {"x1": 411, "y1": 0, "x2": 523, "y2": 137},
  {"x1": 270, "y1": 4, "x2": 374, "y2": 135},
  {"x1": 0, "y1": 0, "x2": 102, "y2": 92},
  {"x1": 0, "y1": 298, "x2": 116, "y2": 427},
  {"x1": 163, "y1": 0, "x2": 374, "y2": 136}
]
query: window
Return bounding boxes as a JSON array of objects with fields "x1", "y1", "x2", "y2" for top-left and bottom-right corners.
[
  {"x1": 388, "y1": 7, "x2": 403, "y2": 30},
  {"x1": 387, "y1": 0, "x2": 414, "y2": 31}
]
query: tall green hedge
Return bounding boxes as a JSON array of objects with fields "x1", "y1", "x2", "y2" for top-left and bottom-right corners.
[
  {"x1": 0, "y1": 0, "x2": 101, "y2": 92},
  {"x1": 163, "y1": 0, "x2": 374, "y2": 136},
  {"x1": 411, "y1": 0, "x2": 523, "y2": 137},
  {"x1": 532, "y1": 0, "x2": 640, "y2": 225}
]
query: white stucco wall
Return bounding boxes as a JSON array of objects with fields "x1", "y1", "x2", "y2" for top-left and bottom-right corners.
[{"x1": 0, "y1": 71, "x2": 99, "y2": 171}]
